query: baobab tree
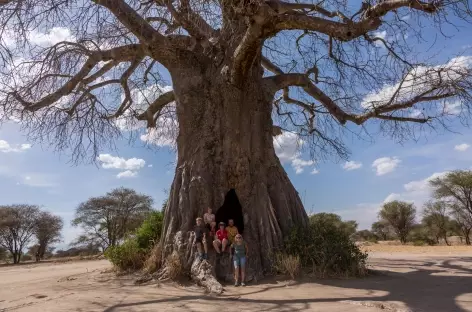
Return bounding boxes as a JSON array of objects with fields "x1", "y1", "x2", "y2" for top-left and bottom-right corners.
[{"x1": 1, "y1": 0, "x2": 472, "y2": 289}]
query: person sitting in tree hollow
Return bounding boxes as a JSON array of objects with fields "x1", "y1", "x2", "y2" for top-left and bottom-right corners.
[
  {"x1": 213, "y1": 222, "x2": 229, "y2": 253},
  {"x1": 209, "y1": 221, "x2": 217, "y2": 241},
  {"x1": 226, "y1": 219, "x2": 239, "y2": 244},
  {"x1": 194, "y1": 217, "x2": 208, "y2": 260},
  {"x1": 230, "y1": 234, "x2": 248, "y2": 287},
  {"x1": 203, "y1": 207, "x2": 215, "y2": 230}
]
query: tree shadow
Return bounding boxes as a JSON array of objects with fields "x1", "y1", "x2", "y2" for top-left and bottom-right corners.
[{"x1": 101, "y1": 256, "x2": 472, "y2": 312}]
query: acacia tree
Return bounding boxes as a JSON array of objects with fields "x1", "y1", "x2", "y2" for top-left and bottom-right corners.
[
  {"x1": 371, "y1": 221, "x2": 392, "y2": 241},
  {"x1": 379, "y1": 201, "x2": 416, "y2": 244},
  {"x1": 422, "y1": 201, "x2": 451, "y2": 245},
  {"x1": 34, "y1": 211, "x2": 63, "y2": 260},
  {"x1": 1, "y1": 0, "x2": 472, "y2": 288},
  {"x1": 0, "y1": 205, "x2": 40, "y2": 263},
  {"x1": 430, "y1": 170, "x2": 472, "y2": 244},
  {"x1": 72, "y1": 187, "x2": 153, "y2": 250}
]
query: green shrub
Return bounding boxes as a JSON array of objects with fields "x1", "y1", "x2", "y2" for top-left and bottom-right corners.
[
  {"x1": 135, "y1": 211, "x2": 164, "y2": 250},
  {"x1": 21, "y1": 254, "x2": 33, "y2": 262},
  {"x1": 284, "y1": 216, "x2": 368, "y2": 277},
  {"x1": 104, "y1": 239, "x2": 147, "y2": 271}
]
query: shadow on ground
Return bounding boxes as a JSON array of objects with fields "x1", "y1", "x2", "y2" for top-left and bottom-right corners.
[{"x1": 102, "y1": 256, "x2": 472, "y2": 312}]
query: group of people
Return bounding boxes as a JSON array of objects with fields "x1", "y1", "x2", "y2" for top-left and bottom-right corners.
[{"x1": 194, "y1": 207, "x2": 248, "y2": 286}]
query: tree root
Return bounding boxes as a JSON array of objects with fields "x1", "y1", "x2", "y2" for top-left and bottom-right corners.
[{"x1": 191, "y1": 258, "x2": 224, "y2": 294}]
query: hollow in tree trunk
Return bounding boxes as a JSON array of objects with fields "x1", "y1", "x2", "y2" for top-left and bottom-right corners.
[{"x1": 160, "y1": 69, "x2": 308, "y2": 291}]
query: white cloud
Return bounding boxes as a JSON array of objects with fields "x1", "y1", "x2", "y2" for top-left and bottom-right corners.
[
  {"x1": 342, "y1": 161, "x2": 363, "y2": 171},
  {"x1": 292, "y1": 158, "x2": 315, "y2": 174},
  {"x1": 148, "y1": 164, "x2": 153, "y2": 168},
  {"x1": 311, "y1": 168, "x2": 320, "y2": 175},
  {"x1": 0, "y1": 139, "x2": 32, "y2": 153},
  {"x1": 97, "y1": 154, "x2": 145, "y2": 171},
  {"x1": 28, "y1": 27, "x2": 75, "y2": 47},
  {"x1": 454, "y1": 143, "x2": 470, "y2": 152},
  {"x1": 273, "y1": 131, "x2": 316, "y2": 174},
  {"x1": 362, "y1": 56, "x2": 472, "y2": 110},
  {"x1": 117, "y1": 170, "x2": 138, "y2": 179},
  {"x1": 372, "y1": 157, "x2": 401, "y2": 176}
]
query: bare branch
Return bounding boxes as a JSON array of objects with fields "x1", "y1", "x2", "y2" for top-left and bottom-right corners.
[{"x1": 136, "y1": 90, "x2": 175, "y2": 127}]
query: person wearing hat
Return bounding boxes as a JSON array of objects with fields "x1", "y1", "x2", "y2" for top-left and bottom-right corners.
[{"x1": 213, "y1": 221, "x2": 229, "y2": 253}]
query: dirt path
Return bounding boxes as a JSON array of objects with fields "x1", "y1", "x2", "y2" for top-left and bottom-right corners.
[{"x1": 1, "y1": 251, "x2": 472, "y2": 312}]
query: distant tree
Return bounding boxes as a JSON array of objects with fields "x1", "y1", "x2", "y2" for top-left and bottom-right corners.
[
  {"x1": 422, "y1": 201, "x2": 451, "y2": 245},
  {"x1": 371, "y1": 221, "x2": 392, "y2": 241},
  {"x1": 430, "y1": 170, "x2": 472, "y2": 244},
  {"x1": 352, "y1": 230, "x2": 377, "y2": 242},
  {"x1": 72, "y1": 187, "x2": 153, "y2": 250},
  {"x1": 34, "y1": 211, "x2": 63, "y2": 260},
  {"x1": 309, "y1": 213, "x2": 358, "y2": 236},
  {"x1": 379, "y1": 201, "x2": 416, "y2": 244},
  {"x1": 450, "y1": 204, "x2": 472, "y2": 245},
  {"x1": 0, "y1": 205, "x2": 40, "y2": 263},
  {"x1": 0, "y1": 246, "x2": 6, "y2": 262}
]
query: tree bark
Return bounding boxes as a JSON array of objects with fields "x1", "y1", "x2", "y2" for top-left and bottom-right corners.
[{"x1": 159, "y1": 69, "x2": 308, "y2": 291}]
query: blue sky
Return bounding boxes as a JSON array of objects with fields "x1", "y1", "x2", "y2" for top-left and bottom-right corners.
[{"x1": 1, "y1": 3, "x2": 472, "y2": 250}]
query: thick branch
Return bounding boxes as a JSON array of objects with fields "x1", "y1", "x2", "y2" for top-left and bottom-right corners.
[
  {"x1": 92, "y1": 0, "x2": 175, "y2": 65},
  {"x1": 271, "y1": 0, "x2": 439, "y2": 41},
  {"x1": 136, "y1": 90, "x2": 175, "y2": 127},
  {"x1": 11, "y1": 44, "x2": 146, "y2": 112},
  {"x1": 264, "y1": 73, "x2": 446, "y2": 125}
]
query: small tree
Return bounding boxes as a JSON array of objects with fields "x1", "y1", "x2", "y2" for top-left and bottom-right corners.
[
  {"x1": 379, "y1": 201, "x2": 416, "y2": 244},
  {"x1": 450, "y1": 204, "x2": 472, "y2": 245},
  {"x1": 422, "y1": 201, "x2": 452, "y2": 245},
  {"x1": 430, "y1": 170, "x2": 472, "y2": 244},
  {"x1": 72, "y1": 187, "x2": 153, "y2": 250},
  {"x1": 371, "y1": 221, "x2": 392, "y2": 241},
  {"x1": 0, "y1": 205, "x2": 40, "y2": 263},
  {"x1": 34, "y1": 211, "x2": 63, "y2": 260}
]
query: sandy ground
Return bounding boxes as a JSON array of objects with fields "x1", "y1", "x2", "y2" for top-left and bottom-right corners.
[{"x1": 1, "y1": 248, "x2": 472, "y2": 312}]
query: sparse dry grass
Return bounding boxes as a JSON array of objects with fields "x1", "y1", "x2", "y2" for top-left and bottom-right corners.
[
  {"x1": 144, "y1": 243, "x2": 162, "y2": 274},
  {"x1": 165, "y1": 251, "x2": 182, "y2": 280},
  {"x1": 272, "y1": 253, "x2": 300, "y2": 279}
]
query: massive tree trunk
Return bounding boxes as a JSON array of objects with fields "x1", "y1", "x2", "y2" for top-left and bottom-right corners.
[{"x1": 160, "y1": 67, "x2": 308, "y2": 291}]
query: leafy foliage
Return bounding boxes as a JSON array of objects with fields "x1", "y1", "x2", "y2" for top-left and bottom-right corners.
[
  {"x1": 105, "y1": 239, "x2": 147, "y2": 271},
  {"x1": 379, "y1": 201, "x2": 416, "y2": 244},
  {"x1": 309, "y1": 213, "x2": 358, "y2": 236},
  {"x1": 105, "y1": 209, "x2": 165, "y2": 272},
  {"x1": 135, "y1": 210, "x2": 164, "y2": 250},
  {"x1": 284, "y1": 214, "x2": 367, "y2": 277}
]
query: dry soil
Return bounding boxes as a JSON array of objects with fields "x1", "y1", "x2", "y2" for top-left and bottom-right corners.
[{"x1": 1, "y1": 247, "x2": 472, "y2": 312}]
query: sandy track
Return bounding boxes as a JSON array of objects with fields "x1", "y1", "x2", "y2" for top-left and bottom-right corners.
[{"x1": 1, "y1": 250, "x2": 472, "y2": 312}]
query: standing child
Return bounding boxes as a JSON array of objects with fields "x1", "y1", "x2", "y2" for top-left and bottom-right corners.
[
  {"x1": 230, "y1": 234, "x2": 248, "y2": 286},
  {"x1": 203, "y1": 207, "x2": 215, "y2": 230},
  {"x1": 194, "y1": 217, "x2": 208, "y2": 260}
]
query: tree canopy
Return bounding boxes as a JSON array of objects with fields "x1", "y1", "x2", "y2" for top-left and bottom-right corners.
[
  {"x1": 379, "y1": 200, "x2": 416, "y2": 244},
  {"x1": 34, "y1": 211, "x2": 63, "y2": 259},
  {"x1": 72, "y1": 187, "x2": 153, "y2": 249},
  {"x1": 0, "y1": 204, "x2": 40, "y2": 263},
  {"x1": 0, "y1": 0, "x2": 471, "y2": 161}
]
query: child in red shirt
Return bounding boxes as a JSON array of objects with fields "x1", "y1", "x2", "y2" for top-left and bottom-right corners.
[{"x1": 213, "y1": 222, "x2": 229, "y2": 253}]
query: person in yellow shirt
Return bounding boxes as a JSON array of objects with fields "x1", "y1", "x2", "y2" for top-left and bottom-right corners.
[{"x1": 226, "y1": 219, "x2": 239, "y2": 244}]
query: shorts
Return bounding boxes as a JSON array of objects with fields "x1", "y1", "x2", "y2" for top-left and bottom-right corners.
[
  {"x1": 233, "y1": 256, "x2": 246, "y2": 268},
  {"x1": 195, "y1": 237, "x2": 203, "y2": 244}
]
